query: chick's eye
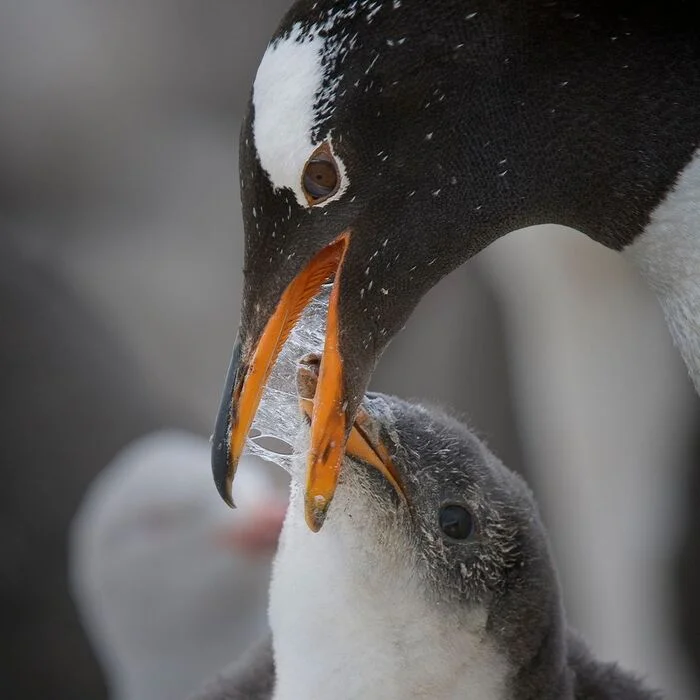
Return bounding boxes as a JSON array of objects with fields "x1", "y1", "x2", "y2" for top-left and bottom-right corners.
[
  {"x1": 438, "y1": 505, "x2": 474, "y2": 541},
  {"x1": 303, "y1": 158, "x2": 339, "y2": 202}
]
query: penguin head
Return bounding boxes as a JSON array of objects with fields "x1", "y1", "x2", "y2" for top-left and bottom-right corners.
[
  {"x1": 213, "y1": 0, "x2": 527, "y2": 530},
  {"x1": 296, "y1": 355, "x2": 559, "y2": 616},
  {"x1": 347, "y1": 398, "x2": 552, "y2": 604}
]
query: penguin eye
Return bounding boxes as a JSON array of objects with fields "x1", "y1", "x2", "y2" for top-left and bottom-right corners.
[
  {"x1": 438, "y1": 504, "x2": 474, "y2": 541},
  {"x1": 302, "y1": 149, "x2": 340, "y2": 204}
]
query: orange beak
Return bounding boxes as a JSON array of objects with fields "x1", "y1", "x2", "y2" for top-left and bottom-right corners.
[
  {"x1": 297, "y1": 355, "x2": 405, "y2": 520},
  {"x1": 218, "y1": 232, "x2": 354, "y2": 530}
]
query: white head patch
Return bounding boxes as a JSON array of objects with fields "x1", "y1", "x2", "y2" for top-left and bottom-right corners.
[
  {"x1": 252, "y1": 13, "x2": 367, "y2": 208},
  {"x1": 252, "y1": 3, "x2": 398, "y2": 207},
  {"x1": 253, "y1": 25, "x2": 326, "y2": 207}
]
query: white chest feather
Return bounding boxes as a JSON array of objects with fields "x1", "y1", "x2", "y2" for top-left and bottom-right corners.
[
  {"x1": 268, "y1": 490, "x2": 508, "y2": 700},
  {"x1": 625, "y1": 148, "x2": 700, "y2": 393}
]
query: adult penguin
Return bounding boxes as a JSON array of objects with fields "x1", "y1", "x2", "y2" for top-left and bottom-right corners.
[{"x1": 213, "y1": 0, "x2": 700, "y2": 529}]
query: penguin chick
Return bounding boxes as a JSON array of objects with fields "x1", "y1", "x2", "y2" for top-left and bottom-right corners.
[{"x1": 195, "y1": 360, "x2": 660, "y2": 700}]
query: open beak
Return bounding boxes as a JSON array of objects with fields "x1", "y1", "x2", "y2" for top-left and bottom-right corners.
[
  {"x1": 212, "y1": 232, "x2": 353, "y2": 528},
  {"x1": 297, "y1": 355, "x2": 405, "y2": 524}
]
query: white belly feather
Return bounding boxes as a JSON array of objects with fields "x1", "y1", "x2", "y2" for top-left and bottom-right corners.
[{"x1": 269, "y1": 487, "x2": 508, "y2": 700}]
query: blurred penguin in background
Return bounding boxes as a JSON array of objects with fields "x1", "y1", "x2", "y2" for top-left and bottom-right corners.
[
  {"x1": 70, "y1": 432, "x2": 286, "y2": 700},
  {"x1": 0, "y1": 1, "x2": 291, "y2": 696},
  {"x1": 0, "y1": 236, "x2": 182, "y2": 699}
]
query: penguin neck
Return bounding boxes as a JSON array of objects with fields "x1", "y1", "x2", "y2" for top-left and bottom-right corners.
[
  {"x1": 268, "y1": 485, "x2": 510, "y2": 700},
  {"x1": 415, "y1": 3, "x2": 700, "y2": 387},
  {"x1": 623, "y1": 149, "x2": 700, "y2": 393},
  {"x1": 444, "y1": 13, "x2": 700, "y2": 389}
]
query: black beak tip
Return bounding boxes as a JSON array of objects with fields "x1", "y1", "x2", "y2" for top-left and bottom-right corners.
[
  {"x1": 211, "y1": 336, "x2": 244, "y2": 509},
  {"x1": 211, "y1": 433, "x2": 236, "y2": 508}
]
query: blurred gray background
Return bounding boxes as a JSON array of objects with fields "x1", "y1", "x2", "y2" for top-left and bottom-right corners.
[{"x1": 0, "y1": 2, "x2": 698, "y2": 698}]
